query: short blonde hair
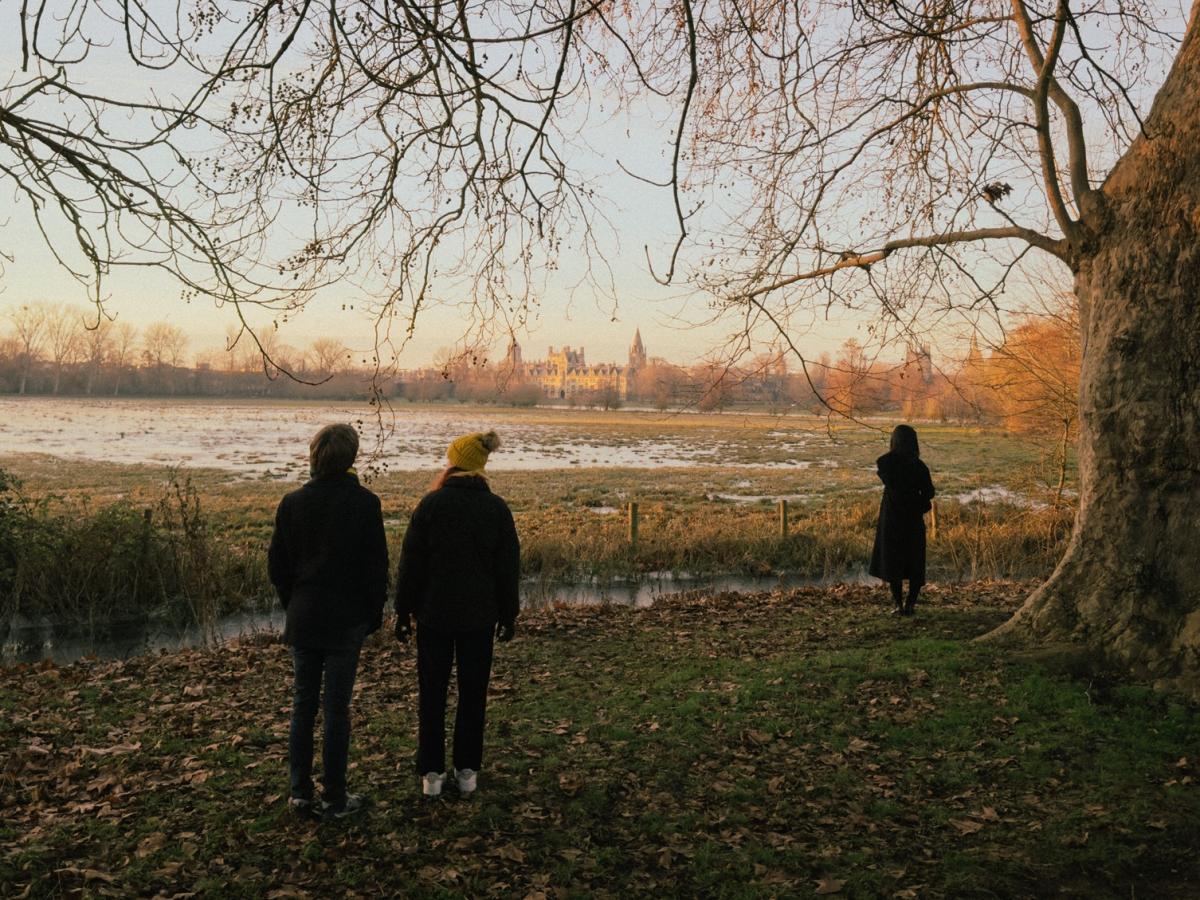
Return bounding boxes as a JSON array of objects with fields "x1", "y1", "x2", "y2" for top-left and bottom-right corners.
[{"x1": 309, "y1": 423, "x2": 359, "y2": 478}]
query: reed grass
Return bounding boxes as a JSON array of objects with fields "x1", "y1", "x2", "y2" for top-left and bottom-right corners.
[
  {"x1": 0, "y1": 469, "x2": 272, "y2": 640},
  {"x1": 515, "y1": 496, "x2": 1072, "y2": 582}
]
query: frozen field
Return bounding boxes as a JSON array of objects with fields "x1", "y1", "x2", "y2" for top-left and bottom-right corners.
[{"x1": 0, "y1": 397, "x2": 837, "y2": 476}]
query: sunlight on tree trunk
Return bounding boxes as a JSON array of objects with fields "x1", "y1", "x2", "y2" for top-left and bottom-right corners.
[{"x1": 990, "y1": 22, "x2": 1200, "y2": 694}]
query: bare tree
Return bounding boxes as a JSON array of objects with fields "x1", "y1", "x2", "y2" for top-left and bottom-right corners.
[
  {"x1": 310, "y1": 338, "x2": 350, "y2": 379},
  {"x1": 824, "y1": 339, "x2": 888, "y2": 419},
  {"x1": 2, "y1": 1, "x2": 613, "y2": 375},
  {"x1": 984, "y1": 293, "x2": 1081, "y2": 504},
  {"x1": 44, "y1": 304, "x2": 82, "y2": 394},
  {"x1": 6, "y1": 303, "x2": 48, "y2": 394},
  {"x1": 141, "y1": 322, "x2": 189, "y2": 394},
  {"x1": 108, "y1": 321, "x2": 138, "y2": 396},
  {"x1": 613, "y1": 0, "x2": 1200, "y2": 692},
  {"x1": 80, "y1": 316, "x2": 114, "y2": 395}
]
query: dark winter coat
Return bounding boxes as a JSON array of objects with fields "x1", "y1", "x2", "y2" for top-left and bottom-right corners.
[
  {"x1": 395, "y1": 476, "x2": 520, "y2": 633},
  {"x1": 268, "y1": 472, "x2": 389, "y2": 650},
  {"x1": 868, "y1": 451, "x2": 936, "y2": 587}
]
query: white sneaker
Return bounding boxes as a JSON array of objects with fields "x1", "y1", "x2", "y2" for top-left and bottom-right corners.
[
  {"x1": 454, "y1": 768, "x2": 478, "y2": 795},
  {"x1": 421, "y1": 771, "x2": 445, "y2": 798}
]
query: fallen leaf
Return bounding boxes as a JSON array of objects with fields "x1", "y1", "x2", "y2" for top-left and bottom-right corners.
[
  {"x1": 949, "y1": 818, "x2": 985, "y2": 835},
  {"x1": 815, "y1": 877, "x2": 845, "y2": 894},
  {"x1": 82, "y1": 742, "x2": 141, "y2": 757},
  {"x1": 495, "y1": 844, "x2": 526, "y2": 863},
  {"x1": 55, "y1": 868, "x2": 115, "y2": 883},
  {"x1": 135, "y1": 833, "x2": 166, "y2": 858},
  {"x1": 558, "y1": 773, "x2": 583, "y2": 796}
]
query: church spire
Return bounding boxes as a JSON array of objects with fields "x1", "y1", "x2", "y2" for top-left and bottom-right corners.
[{"x1": 629, "y1": 327, "x2": 646, "y2": 369}]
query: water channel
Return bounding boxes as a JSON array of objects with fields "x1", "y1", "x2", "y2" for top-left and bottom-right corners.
[{"x1": 1, "y1": 570, "x2": 873, "y2": 665}]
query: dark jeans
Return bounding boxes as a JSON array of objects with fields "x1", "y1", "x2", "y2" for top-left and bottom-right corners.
[
  {"x1": 417, "y1": 625, "x2": 494, "y2": 774},
  {"x1": 289, "y1": 642, "x2": 362, "y2": 806}
]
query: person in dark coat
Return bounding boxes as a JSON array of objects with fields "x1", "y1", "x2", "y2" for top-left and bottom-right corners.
[
  {"x1": 268, "y1": 423, "x2": 388, "y2": 818},
  {"x1": 394, "y1": 429, "x2": 520, "y2": 799},
  {"x1": 869, "y1": 424, "x2": 936, "y2": 616}
]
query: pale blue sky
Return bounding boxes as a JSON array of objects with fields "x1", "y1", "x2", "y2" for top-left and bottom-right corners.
[
  {"x1": 7, "y1": 2, "x2": 1170, "y2": 370},
  {"x1": 0, "y1": 4, "x2": 892, "y2": 370}
]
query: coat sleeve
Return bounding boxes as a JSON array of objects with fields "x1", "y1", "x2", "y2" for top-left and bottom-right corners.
[
  {"x1": 267, "y1": 498, "x2": 292, "y2": 609},
  {"x1": 496, "y1": 500, "x2": 521, "y2": 627},
  {"x1": 366, "y1": 494, "x2": 389, "y2": 632},
  {"x1": 919, "y1": 463, "x2": 936, "y2": 513},
  {"x1": 394, "y1": 498, "x2": 429, "y2": 619},
  {"x1": 876, "y1": 453, "x2": 899, "y2": 489}
]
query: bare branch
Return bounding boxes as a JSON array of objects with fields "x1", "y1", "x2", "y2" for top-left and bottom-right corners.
[
  {"x1": 1012, "y1": 0, "x2": 1093, "y2": 214},
  {"x1": 742, "y1": 226, "x2": 1068, "y2": 302}
]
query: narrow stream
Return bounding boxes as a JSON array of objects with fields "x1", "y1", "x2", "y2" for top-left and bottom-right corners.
[{"x1": 1, "y1": 570, "x2": 873, "y2": 665}]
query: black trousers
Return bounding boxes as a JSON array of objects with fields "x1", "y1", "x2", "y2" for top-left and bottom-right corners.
[
  {"x1": 289, "y1": 642, "x2": 362, "y2": 806},
  {"x1": 416, "y1": 625, "x2": 494, "y2": 774}
]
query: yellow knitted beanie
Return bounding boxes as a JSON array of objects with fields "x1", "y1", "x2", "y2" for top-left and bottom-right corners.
[{"x1": 447, "y1": 430, "x2": 501, "y2": 472}]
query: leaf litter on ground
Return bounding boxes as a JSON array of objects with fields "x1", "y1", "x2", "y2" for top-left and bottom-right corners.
[{"x1": 2, "y1": 582, "x2": 1199, "y2": 898}]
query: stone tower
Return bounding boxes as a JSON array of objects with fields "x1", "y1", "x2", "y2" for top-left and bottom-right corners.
[
  {"x1": 504, "y1": 338, "x2": 522, "y2": 369},
  {"x1": 628, "y1": 327, "x2": 647, "y2": 370}
]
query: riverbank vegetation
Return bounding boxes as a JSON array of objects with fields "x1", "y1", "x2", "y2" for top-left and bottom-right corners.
[
  {"x1": 2, "y1": 585, "x2": 1197, "y2": 898},
  {"x1": 0, "y1": 468, "x2": 271, "y2": 641},
  {"x1": 1, "y1": 412, "x2": 1077, "y2": 638}
]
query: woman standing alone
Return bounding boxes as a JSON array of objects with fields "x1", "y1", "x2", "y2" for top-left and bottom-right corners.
[
  {"x1": 869, "y1": 424, "x2": 936, "y2": 616},
  {"x1": 394, "y1": 430, "x2": 520, "y2": 798}
]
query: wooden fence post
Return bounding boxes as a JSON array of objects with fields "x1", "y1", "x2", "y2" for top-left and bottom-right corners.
[
  {"x1": 778, "y1": 499, "x2": 788, "y2": 539},
  {"x1": 628, "y1": 501, "x2": 639, "y2": 549},
  {"x1": 929, "y1": 501, "x2": 939, "y2": 541}
]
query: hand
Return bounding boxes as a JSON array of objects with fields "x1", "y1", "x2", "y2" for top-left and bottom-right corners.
[
  {"x1": 496, "y1": 621, "x2": 515, "y2": 643},
  {"x1": 394, "y1": 615, "x2": 413, "y2": 643}
]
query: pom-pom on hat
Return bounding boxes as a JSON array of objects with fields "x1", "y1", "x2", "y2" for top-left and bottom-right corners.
[{"x1": 447, "y1": 430, "x2": 501, "y2": 472}]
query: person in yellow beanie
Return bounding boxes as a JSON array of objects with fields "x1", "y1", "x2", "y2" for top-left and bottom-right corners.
[
  {"x1": 394, "y1": 429, "x2": 519, "y2": 799},
  {"x1": 445, "y1": 430, "x2": 500, "y2": 474}
]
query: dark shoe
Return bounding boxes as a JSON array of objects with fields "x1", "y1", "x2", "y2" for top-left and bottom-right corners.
[
  {"x1": 901, "y1": 604, "x2": 916, "y2": 616},
  {"x1": 890, "y1": 604, "x2": 904, "y2": 615},
  {"x1": 322, "y1": 792, "x2": 366, "y2": 820},
  {"x1": 289, "y1": 796, "x2": 321, "y2": 821}
]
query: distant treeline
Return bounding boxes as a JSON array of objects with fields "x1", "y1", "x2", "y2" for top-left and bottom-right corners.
[{"x1": 1, "y1": 301, "x2": 1080, "y2": 437}]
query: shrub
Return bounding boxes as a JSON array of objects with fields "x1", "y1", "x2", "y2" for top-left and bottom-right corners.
[{"x1": 0, "y1": 468, "x2": 272, "y2": 638}]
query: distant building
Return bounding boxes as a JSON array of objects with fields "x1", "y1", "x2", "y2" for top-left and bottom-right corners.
[{"x1": 504, "y1": 329, "x2": 647, "y2": 400}]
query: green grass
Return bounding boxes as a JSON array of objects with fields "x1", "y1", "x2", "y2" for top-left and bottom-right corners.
[{"x1": 2, "y1": 583, "x2": 1197, "y2": 898}]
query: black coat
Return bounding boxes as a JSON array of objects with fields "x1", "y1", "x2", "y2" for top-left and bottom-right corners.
[
  {"x1": 395, "y1": 476, "x2": 520, "y2": 633},
  {"x1": 869, "y1": 451, "x2": 936, "y2": 587},
  {"x1": 268, "y1": 472, "x2": 389, "y2": 649}
]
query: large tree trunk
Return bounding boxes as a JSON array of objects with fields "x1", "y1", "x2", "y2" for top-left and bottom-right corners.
[{"x1": 990, "y1": 16, "x2": 1200, "y2": 697}]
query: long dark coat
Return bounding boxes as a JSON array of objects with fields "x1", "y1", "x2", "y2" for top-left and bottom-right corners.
[
  {"x1": 395, "y1": 475, "x2": 520, "y2": 633},
  {"x1": 868, "y1": 451, "x2": 936, "y2": 587},
  {"x1": 268, "y1": 472, "x2": 389, "y2": 650}
]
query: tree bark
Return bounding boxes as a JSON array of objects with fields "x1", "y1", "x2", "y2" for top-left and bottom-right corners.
[{"x1": 990, "y1": 14, "x2": 1200, "y2": 697}]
